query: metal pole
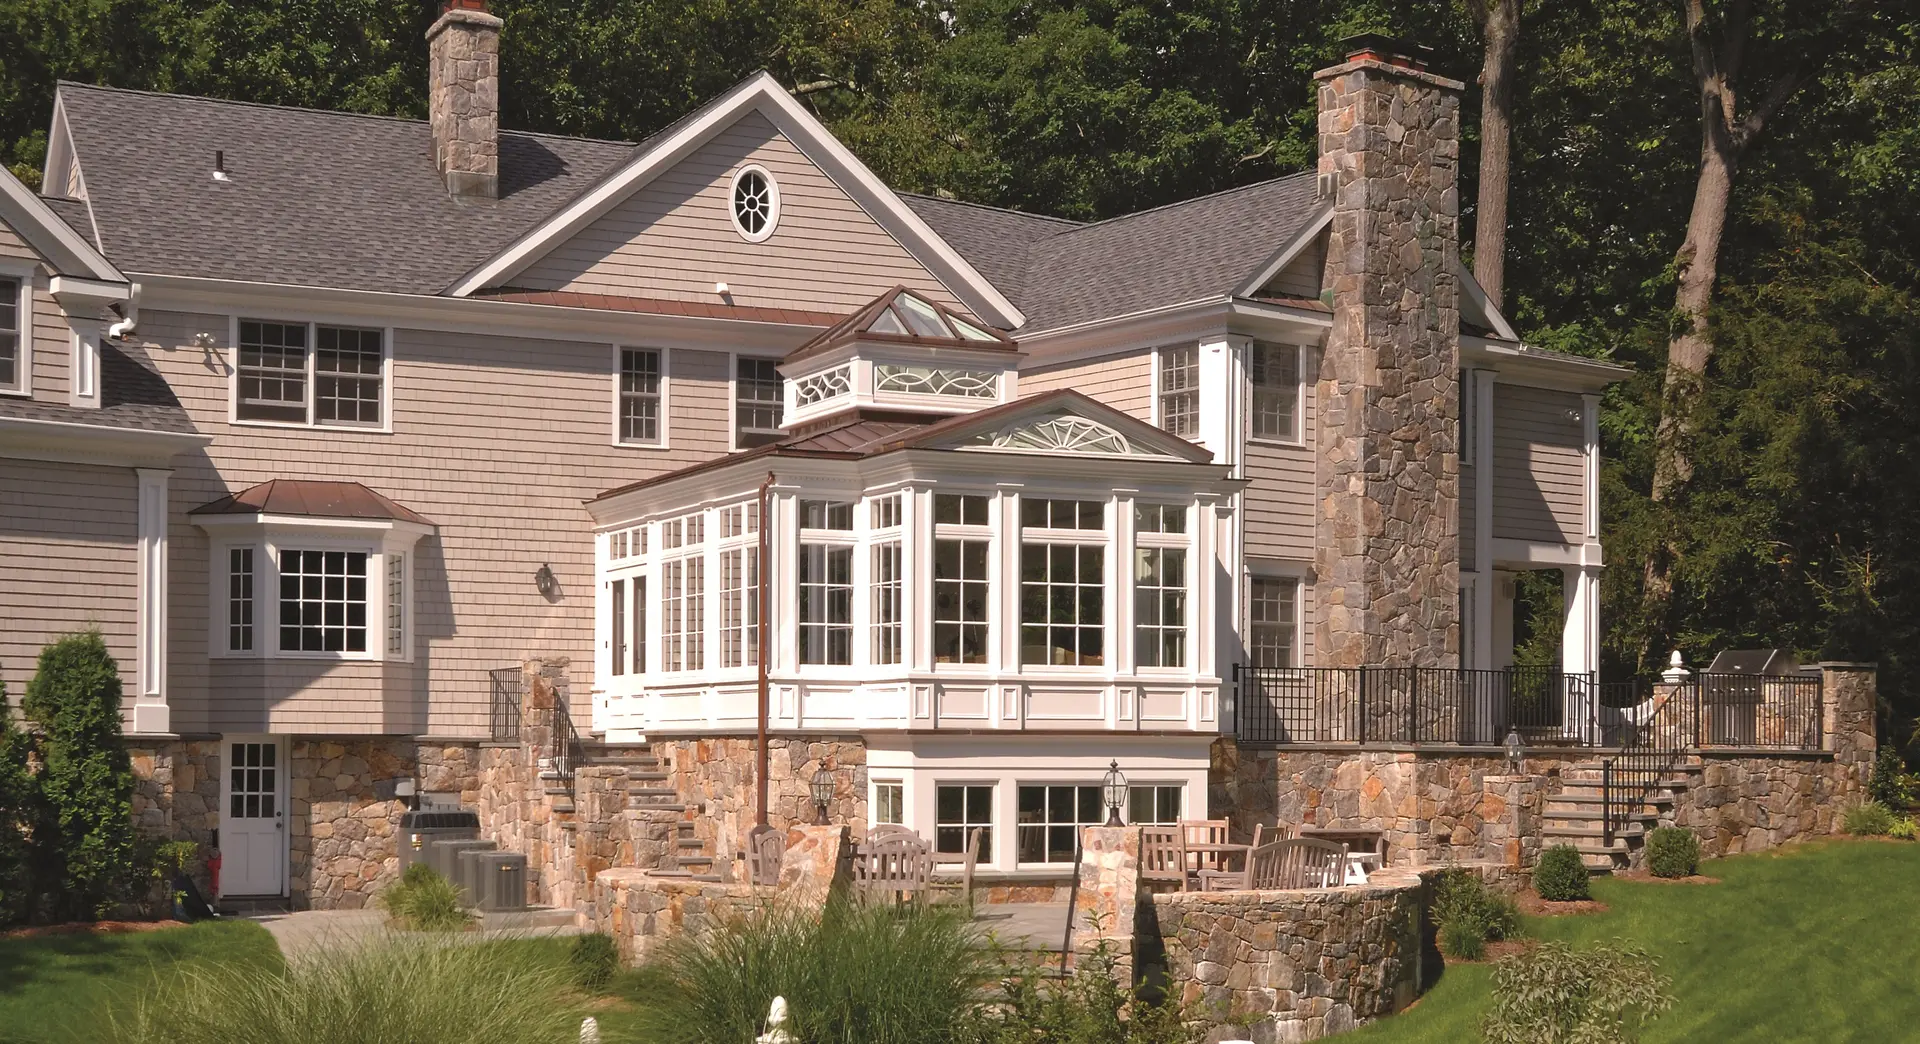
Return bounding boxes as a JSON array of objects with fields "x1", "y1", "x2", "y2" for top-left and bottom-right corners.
[
  {"x1": 1357, "y1": 668, "x2": 1368, "y2": 747},
  {"x1": 756, "y1": 472, "x2": 774, "y2": 828},
  {"x1": 1059, "y1": 828, "x2": 1084, "y2": 976},
  {"x1": 1601, "y1": 758, "x2": 1614, "y2": 846}
]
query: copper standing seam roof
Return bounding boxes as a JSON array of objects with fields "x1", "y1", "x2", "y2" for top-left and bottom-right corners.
[
  {"x1": 783, "y1": 285, "x2": 1018, "y2": 365},
  {"x1": 189, "y1": 479, "x2": 435, "y2": 526}
]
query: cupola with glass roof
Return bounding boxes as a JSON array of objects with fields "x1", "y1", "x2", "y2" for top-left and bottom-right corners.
[{"x1": 781, "y1": 285, "x2": 1022, "y2": 430}]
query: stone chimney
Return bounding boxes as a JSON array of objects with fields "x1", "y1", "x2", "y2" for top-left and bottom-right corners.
[
  {"x1": 1312, "y1": 34, "x2": 1464, "y2": 669},
  {"x1": 427, "y1": 0, "x2": 502, "y2": 199}
]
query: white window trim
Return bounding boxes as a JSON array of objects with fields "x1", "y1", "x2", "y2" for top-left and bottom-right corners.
[
  {"x1": 1246, "y1": 340, "x2": 1308, "y2": 447},
  {"x1": 1015, "y1": 495, "x2": 1113, "y2": 674},
  {"x1": 1245, "y1": 565, "x2": 1305, "y2": 669},
  {"x1": 729, "y1": 351, "x2": 786, "y2": 451},
  {"x1": 225, "y1": 315, "x2": 395, "y2": 433},
  {"x1": 610, "y1": 343, "x2": 671, "y2": 450},
  {"x1": 796, "y1": 504, "x2": 859, "y2": 672},
  {"x1": 728, "y1": 163, "x2": 781, "y2": 243},
  {"x1": 928, "y1": 489, "x2": 996, "y2": 675},
  {"x1": 197, "y1": 515, "x2": 427, "y2": 663},
  {"x1": 1011, "y1": 780, "x2": 1113, "y2": 869},
  {"x1": 1132, "y1": 501, "x2": 1194, "y2": 675},
  {"x1": 0, "y1": 263, "x2": 34, "y2": 397},
  {"x1": 1151, "y1": 343, "x2": 1202, "y2": 438}
]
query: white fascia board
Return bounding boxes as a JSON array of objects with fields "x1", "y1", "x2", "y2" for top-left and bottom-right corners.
[
  {"x1": 587, "y1": 466, "x2": 810, "y2": 528},
  {"x1": 134, "y1": 273, "x2": 823, "y2": 353},
  {"x1": 1231, "y1": 201, "x2": 1334, "y2": 298},
  {"x1": 1456, "y1": 259, "x2": 1519, "y2": 341},
  {"x1": 0, "y1": 160, "x2": 124, "y2": 284},
  {"x1": 1017, "y1": 296, "x2": 1331, "y2": 371},
  {"x1": 443, "y1": 72, "x2": 1025, "y2": 329},
  {"x1": 0, "y1": 415, "x2": 208, "y2": 468},
  {"x1": 48, "y1": 274, "x2": 132, "y2": 308},
  {"x1": 1462, "y1": 334, "x2": 1630, "y2": 393},
  {"x1": 1488, "y1": 538, "x2": 1604, "y2": 569},
  {"x1": 190, "y1": 512, "x2": 434, "y2": 543}
]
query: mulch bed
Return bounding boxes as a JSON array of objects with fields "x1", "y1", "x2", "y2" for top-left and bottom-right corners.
[
  {"x1": 1515, "y1": 890, "x2": 1608, "y2": 917},
  {"x1": 1611, "y1": 869, "x2": 1721, "y2": 884},
  {"x1": 2, "y1": 919, "x2": 188, "y2": 940}
]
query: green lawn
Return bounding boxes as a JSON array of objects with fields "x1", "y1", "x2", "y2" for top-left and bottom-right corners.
[
  {"x1": 0, "y1": 920, "x2": 280, "y2": 1043},
  {"x1": 1347, "y1": 839, "x2": 1920, "y2": 1044}
]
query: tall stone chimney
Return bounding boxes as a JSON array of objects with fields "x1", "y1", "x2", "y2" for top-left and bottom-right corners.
[
  {"x1": 1313, "y1": 34, "x2": 1463, "y2": 669},
  {"x1": 427, "y1": 0, "x2": 502, "y2": 199}
]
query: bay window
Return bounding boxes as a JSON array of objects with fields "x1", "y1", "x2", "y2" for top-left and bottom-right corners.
[
  {"x1": 1134, "y1": 503, "x2": 1189, "y2": 668},
  {"x1": 207, "y1": 534, "x2": 420, "y2": 662},
  {"x1": 1020, "y1": 498, "x2": 1105, "y2": 667},
  {"x1": 798, "y1": 543, "x2": 852, "y2": 665}
]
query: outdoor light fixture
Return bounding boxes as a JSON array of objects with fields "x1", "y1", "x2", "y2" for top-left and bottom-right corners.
[
  {"x1": 1100, "y1": 760, "x2": 1128, "y2": 827},
  {"x1": 1504, "y1": 728, "x2": 1525, "y2": 773},
  {"x1": 809, "y1": 767, "x2": 834, "y2": 825},
  {"x1": 534, "y1": 563, "x2": 558, "y2": 600}
]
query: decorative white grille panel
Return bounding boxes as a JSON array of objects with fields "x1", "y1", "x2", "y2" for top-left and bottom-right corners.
[
  {"x1": 970, "y1": 414, "x2": 1148, "y2": 456},
  {"x1": 794, "y1": 366, "x2": 851, "y2": 407},
  {"x1": 874, "y1": 365, "x2": 998, "y2": 399}
]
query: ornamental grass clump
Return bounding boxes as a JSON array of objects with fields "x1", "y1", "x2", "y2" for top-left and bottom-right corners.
[
  {"x1": 377, "y1": 863, "x2": 472, "y2": 931},
  {"x1": 1482, "y1": 940, "x2": 1673, "y2": 1044},
  {"x1": 1533, "y1": 844, "x2": 1591, "y2": 902},
  {"x1": 1643, "y1": 827, "x2": 1700, "y2": 878},
  {"x1": 569, "y1": 931, "x2": 620, "y2": 991},
  {"x1": 1431, "y1": 866, "x2": 1521, "y2": 960},
  {"x1": 1844, "y1": 800, "x2": 1898, "y2": 837},
  {"x1": 96, "y1": 936, "x2": 583, "y2": 1044}
]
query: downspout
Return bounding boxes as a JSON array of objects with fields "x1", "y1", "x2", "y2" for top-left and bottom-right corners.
[{"x1": 756, "y1": 471, "x2": 775, "y2": 827}]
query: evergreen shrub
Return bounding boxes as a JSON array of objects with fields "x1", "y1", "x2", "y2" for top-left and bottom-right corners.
[
  {"x1": 1431, "y1": 866, "x2": 1521, "y2": 960},
  {"x1": 1844, "y1": 800, "x2": 1897, "y2": 836},
  {"x1": 0, "y1": 678, "x2": 35, "y2": 926},
  {"x1": 22, "y1": 632, "x2": 135, "y2": 921},
  {"x1": 1533, "y1": 844, "x2": 1591, "y2": 901},
  {"x1": 1868, "y1": 746, "x2": 1916, "y2": 809},
  {"x1": 1644, "y1": 827, "x2": 1700, "y2": 878}
]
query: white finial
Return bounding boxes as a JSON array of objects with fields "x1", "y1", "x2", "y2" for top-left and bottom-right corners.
[
  {"x1": 756, "y1": 997, "x2": 791, "y2": 1044},
  {"x1": 1662, "y1": 650, "x2": 1690, "y2": 684},
  {"x1": 579, "y1": 1016, "x2": 601, "y2": 1043}
]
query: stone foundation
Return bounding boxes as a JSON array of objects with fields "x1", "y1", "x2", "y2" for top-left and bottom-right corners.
[
  {"x1": 651, "y1": 734, "x2": 868, "y2": 874},
  {"x1": 129, "y1": 740, "x2": 222, "y2": 897}
]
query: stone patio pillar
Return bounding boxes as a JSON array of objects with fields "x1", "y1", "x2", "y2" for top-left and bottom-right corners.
[
  {"x1": 1074, "y1": 826, "x2": 1143, "y2": 982},
  {"x1": 1312, "y1": 37, "x2": 1464, "y2": 670},
  {"x1": 1819, "y1": 662, "x2": 1877, "y2": 787}
]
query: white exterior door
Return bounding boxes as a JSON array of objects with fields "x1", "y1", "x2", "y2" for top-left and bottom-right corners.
[{"x1": 221, "y1": 736, "x2": 286, "y2": 897}]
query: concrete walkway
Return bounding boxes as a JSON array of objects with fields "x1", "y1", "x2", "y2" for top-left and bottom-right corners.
[
  {"x1": 250, "y1": 908, "x2": 586, "y2": 961},
  {"x1": 973, "y1": 902, "x2": 1072, "y2": 952}
]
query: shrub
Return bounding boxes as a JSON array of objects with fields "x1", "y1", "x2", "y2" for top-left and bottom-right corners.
[
  {"x1": 1844, "y1": 800, "x2": 1897, "y2": 836},
  {"x1": 1482, "y1": 941, "x2": 1673, "y2": 1044},
  {"x1": 22, "y1": 631, "x2": 136, "y2": 921},
  {"x1": 628, "y1": 898, "x2": 997, "y2": 1044},
  {"x1": 131, "y1": 837, "x2": 202, "y2": 919},
  {"x1": 96, "y1": 936, "x2": 583, "y2": 1044},
  {"x1": 1431, "y1": 866, "x2": 1521, "y2": 960},
  {"x1": 1644, "y1": 827, "x2": 1700, "y2": 878},
  {"x1": 377, "y1": 865, "x2": 472, "y2": 931},
  {"x1": 570, "y1": 931, "x2": 620, "y2": 992},
  {"x1": 1533, "y1": 844, "x2": 1591, "y2": 901},
  {"x1": 960, "y1": 934, "x2": 1200, "y2": 1044},
  {"x1": 0, "y1": 678, "x2": 36, "y2": 926},
  {"x1": 1868, "y1": 745, "x2": 1917, "y2": 809},
  {"x1": 1890, "y1": 817, "x2": 1918, "y2": 841}
]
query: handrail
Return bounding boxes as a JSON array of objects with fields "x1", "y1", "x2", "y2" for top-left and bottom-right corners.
[{"x1": 488, "y1": 667, "x2": 523, "y2": 742}]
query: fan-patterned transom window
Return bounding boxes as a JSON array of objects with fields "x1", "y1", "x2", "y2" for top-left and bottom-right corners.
[{"x1": 730, "y1": 165, "x2": 779, "y2": 242}]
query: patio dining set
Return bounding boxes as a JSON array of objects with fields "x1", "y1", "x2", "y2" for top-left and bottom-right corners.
[
  {"x1": 744, "y1": 822, "x2": 986, "y2": 902},
  {"x1": 1141, "y1": 821, "x2": 1383, "y2": 892}
]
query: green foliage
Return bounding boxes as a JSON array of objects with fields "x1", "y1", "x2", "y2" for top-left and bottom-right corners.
[
  {"x1": 569, "y1": 931, "x2": 619, "y2": 992},
  {"x1": 0, "y1": 678, "x2": 36, "y2": 927},
  {"x1": 1481, "y1": 941, "x2": 1673, "y2": 1044},
  {"x1": 1844, "y1": 800, "x2": 1898, "y2": 837},
  {"x1": 130, "y1": 837, "x2": 201, "y2": 919},
  {"x1": 1431, "y1": 867, "x2": 1521, "y2": 961},
  {"x1": 21, "y1": 632, "x2": 134, "y2": 922},
  {"x1": 1869, "y1": 746, "x2": 1917, "y2": 809},
  {"x1": 376, "y1": 865, "x2": 471, "y2": 932},
  {"x1": 1643, "y1": 827, "x2": 1700, "y2": 879},
  {"x1": 959, "y1": 934, "x2": 1200, "y2": 1044},
  {"x1": 1889, "y1": 816, "x2": 1918, "y2": 841},
  {"x1": 625, "y1": 898, "x2": 996, "y2": 1044},
  {"x1": 1533, "y1": 845, "x2": 1592, "y2": 902},
  {"x1": 95, "y1": 936, "x2": 581, "y2": 1044}
]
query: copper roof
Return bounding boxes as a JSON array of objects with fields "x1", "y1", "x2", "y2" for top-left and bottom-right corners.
[
  {"x1": 190, "y1": 479, "x2": 435, "y2": 526},
  {"x1": 784, "y1": 285, "x2": 1016, "y2": 364}
]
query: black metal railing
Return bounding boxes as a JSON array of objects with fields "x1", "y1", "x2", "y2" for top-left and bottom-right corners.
[
  {"x1": 1600, "y1": 677, "x2": 1694, "y2": 845},
  {"x1": 549, "y1": 691, "x2": 582, "y2": 789},
  {"x1": 489, "y1": 667, "x2": 523, "y2": 741},
  {"x1": 1697, "y1": 671, "x2": 1822, "y2": 749},
  {"x1": 1232, "y1": 665, "x2": 1600, "y2": 747}
]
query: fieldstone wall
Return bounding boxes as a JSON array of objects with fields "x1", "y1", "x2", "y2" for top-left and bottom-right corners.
[
  {"x1": 651, "y1": 734, "x2": 867, "y2": 872},
  {"x1": 1074, "y1": 826, "x2": 1144, "y2": 980},
  {"x1": 1670, "y1": 751, "x2": 1865, "y2": 859},
  {"x1": 426, "y1": 2, "x2": 501, "y2": 197},
  {"x1": 128, "y1": 739, "x2": 221, "y2": 896},
  {"x1": 1313, "y1": 51, "x2": 1463, "y2": 670},
  {"x1": 1149, "y1": 869, "x2": 1424, "y2": 1043},
  {"x1": 289, "y1": 737, "x2": 416, "y2": 909}
]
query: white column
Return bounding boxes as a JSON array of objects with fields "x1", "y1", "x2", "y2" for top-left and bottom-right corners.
[
  {"x1": 69, "y1": 318, "x2": 103, "y2": 409},
  {"x1": 1194, "y1": 336, "x2": 1241, "y2": 469},
  {"x1": 1471, "y1": 369, "x2": 1496, "y2": 670},
  {"x1": 133, "y1": 468, "x2": 171, "y2": 734},
  {"x1": 1560, "y1": 564, "x2": 1602, "y2": 739}
]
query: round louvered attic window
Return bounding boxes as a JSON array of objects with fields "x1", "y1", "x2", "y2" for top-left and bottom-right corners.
[{"x1": 729, "y1": 164, "x2": 779, "y2": 242}]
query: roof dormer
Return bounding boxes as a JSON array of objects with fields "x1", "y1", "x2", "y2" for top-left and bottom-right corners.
[{"x1": 780, "y1": 285, "x2": 1021, "y2": 432}]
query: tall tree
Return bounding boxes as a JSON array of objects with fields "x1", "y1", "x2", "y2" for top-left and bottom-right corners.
[{"x1": 1465, "y1": 0, "x2": 1522, "y2": 309}]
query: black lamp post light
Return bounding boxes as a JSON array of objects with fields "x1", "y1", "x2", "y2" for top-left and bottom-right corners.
[
  {"x1": 809, "y1": 767, "x2": 834, "y2": 825},
  {"x1": 1101, "y1": 760, "x2": 1128, "y2": 827}
]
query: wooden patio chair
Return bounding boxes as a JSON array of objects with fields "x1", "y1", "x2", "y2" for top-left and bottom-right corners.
[
  {"x1": 1140, "y1": 825, "x2": 1188, "y2": 891},
  {"x1": 1179, "y1": 818, "x2": 1234, "y2": 879},
  {"x1": 1247, "y1": 837, "x2": 1350, "y2": 890},
  {"x1": 927, "y1": 827, "x2": 982, "y2": 908},
  {"x1": 744, "y1": 824, "x2": 784, "y2": 886},
  {"x1": 853, "y1": 831, "x2": 933, "y2": 903},
  {"x1": 1196, "y1": 824, "x2": 1267, "y2": 892}
]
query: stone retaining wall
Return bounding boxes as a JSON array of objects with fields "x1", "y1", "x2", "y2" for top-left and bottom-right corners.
[{"x1": 650, "y1": 734, "x2": 867, "y2": 873}]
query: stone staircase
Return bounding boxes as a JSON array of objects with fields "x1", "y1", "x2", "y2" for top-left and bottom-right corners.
[
  {"x1": 556, "y1": 740, "x2": 724, "y2": 882},
  {"x1": 1541, "y1": 757, "x2": 1702, "y2": 871}
]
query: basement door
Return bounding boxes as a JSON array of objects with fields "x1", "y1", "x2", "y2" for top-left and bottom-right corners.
[{"x1": 221, "y1": 736, "x2": 287, "y2": 897}]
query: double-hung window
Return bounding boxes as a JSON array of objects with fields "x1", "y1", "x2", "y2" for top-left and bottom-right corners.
[
  {"x1": 798, "y1": 500, "x2": 853, "y2": 665},
  {"x1": 0, "y1": 275, "x2": 23, "y2": 393},
  {"x1": 734, "y1": 357, "x2": 784, "y2": 448},
  {"x1": 1020, "y1": 498, "x2": 1105, "y2": 667},
  {"x1": 1126, "y1": 784, "x2": 1184, "y2": 825},
  {"x1": 1016, "y1": 784, "x2": 1102, "y2": 864},
  {"x1": 1249, "y1": 576, "x2": 1300, "y2": 668},
  {"x1": 277, "y1": 549, "x2": 369, "y2": 653},
  {"x1": 936, "y1": 783, "x2": 993, "y2": 861},
  {"x1": 719, "y1": 503, "x2": 760, "y2": 668},
  {"x1": 1249, "y1": 341, "x2": 1300, "y2": 441},
  {"x1": 619, "y1": 347, "x2": 664, "y2": 445},
  {"x1": 932, "y1": 493, "x2": 990, "y2": 665},
  {"x1": 1157, "y1": 345, "x2": 1199, "y2": 438},
  {"x1": 870, "y1": 494, "x2": 903, "y2": 666},
  {"x1": 661, "y1": 513, "x2": 705, "y2": 671},
  {"x1": 1133, "y1": 503, "x2": 1188, "y2": 668},
  {"x1": 235, "y1": 319, "x2": 387, "y2": 427}
]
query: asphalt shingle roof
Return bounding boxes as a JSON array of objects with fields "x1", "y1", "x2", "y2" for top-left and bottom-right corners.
[
  {"x1": 56, "y1": 82, "x2": 634, "y2": 294},
  {"x1": 0, "y1": 341, "x2": 196, "y2": 434}
]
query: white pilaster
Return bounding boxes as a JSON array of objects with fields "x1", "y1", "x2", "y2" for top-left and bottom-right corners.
[
  {"x1": 69, "y1": 318, "x2": 102, "y2": 409},
  {"x1": 1471, "y1": 369, "x2": 1496, "y2": 669},
  {"x1": 133, "y1": 468, "x2": 171, "y2": 734},
  {"x1": 1195, "y1": 336, "x2": 1239, "y2": 468},
  {"x1": 1560, "y1": 565, "x2": 1601, "y2": 677}
]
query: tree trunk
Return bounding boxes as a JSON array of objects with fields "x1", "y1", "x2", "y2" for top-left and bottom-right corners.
[{"x1": 1471, "y1": 0, "x2": 1522, "y2": 311}]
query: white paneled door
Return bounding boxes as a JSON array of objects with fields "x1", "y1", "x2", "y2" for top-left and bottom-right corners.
[{"x1": 221, "y1": 736, "x2": 287, "y2": 897}]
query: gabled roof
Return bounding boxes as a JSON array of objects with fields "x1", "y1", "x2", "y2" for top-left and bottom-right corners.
[
  {"x1": 445, "y1": 72, "x2": 1026, "y2": 329},
  {"x1": 786, "y1": 285, "x2": 1014, "y2": 364},
  {"x1": 191, "y1": 479, "x2": 434, "y2": 526},
  {"x1": 50, "y1": 82, "x2": 633, "y2": 294},
  {"x1": 0, "y1": 160, "x2": 122, "y2": 282}
]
